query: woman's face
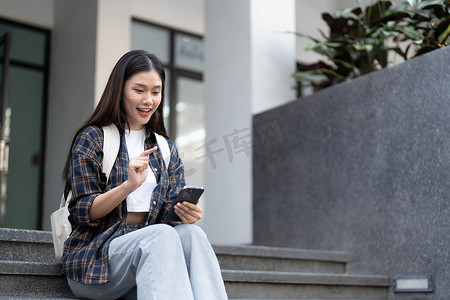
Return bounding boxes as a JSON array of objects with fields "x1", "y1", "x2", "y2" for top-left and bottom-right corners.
[{"x1": 122, "y1": 70, "x2": 162, "y2": 131}]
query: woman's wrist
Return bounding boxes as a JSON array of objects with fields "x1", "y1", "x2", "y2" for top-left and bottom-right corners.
[{"x1": 122, "y1": 180, "x2": 137, "y2": 195}]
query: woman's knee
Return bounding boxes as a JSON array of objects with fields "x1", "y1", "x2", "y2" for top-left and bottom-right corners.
[
  {"x1": 127, "y1": 224, "x2": 183, "y2": 261},
  {"x1": 174, "y1": 224, "x2": 208, "y2": 242},
  {"x1": 140, "y1": 223, "x2": 179, "y2": 240}
]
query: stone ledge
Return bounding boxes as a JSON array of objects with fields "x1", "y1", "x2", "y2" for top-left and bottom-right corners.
[
  {"x1": 0, "y1": 275, "x2": 74, "y2": 298},
  {"x1": 213, "y1": 244, "x2": 348, "y2": 263},
  {"x1": 0, "y1": 261, "x2": 62, "y2": 276},
  {"x1": 0, "y1": 229, "x2": 52, "y2": 244},
  {"x1": 222, "y1": 270, "x2": 390, "y2": 287}
]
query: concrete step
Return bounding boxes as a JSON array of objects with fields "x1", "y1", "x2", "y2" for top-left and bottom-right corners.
[
  {"x1": 0, "y1": 260, "x2": 389, "y2": 299},
  {"x1": 214, "y1": 244, "x2": 348, "y2": 273},
  {"x1": 0, "y1": 228, "x2": 55, "y2": 263},
  {"x1": 223, "y1": 270, "x2": 390, "y2": 299},
  {"x1": 0, "y1": 261, "x2": 75, "y2": 298}
]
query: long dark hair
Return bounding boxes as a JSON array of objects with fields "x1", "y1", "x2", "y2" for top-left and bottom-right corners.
[{"x1": 63, "y1": 50, "x2": 168, "y2": 186}]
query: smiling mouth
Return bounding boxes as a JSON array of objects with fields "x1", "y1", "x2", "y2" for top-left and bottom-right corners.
[{"x1": 137, "y1": 107, "x2": 152, "y2": 116}]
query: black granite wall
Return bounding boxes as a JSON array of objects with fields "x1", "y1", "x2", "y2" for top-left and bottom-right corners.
[{"x1": 253, "y1": 46, "x2": 450, "y2": 299}]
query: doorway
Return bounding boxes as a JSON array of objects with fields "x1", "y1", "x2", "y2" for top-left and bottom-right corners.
[{"x1": 0, "y1": 19, "x2": 50, "y2": 230}]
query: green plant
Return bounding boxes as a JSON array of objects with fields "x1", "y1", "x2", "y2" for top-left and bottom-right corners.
[{"x1": 294, "y1": 0, "x2": 450, "y2": 91}]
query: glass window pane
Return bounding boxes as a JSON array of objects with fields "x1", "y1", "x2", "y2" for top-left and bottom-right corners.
[
  {"x1": 175, "y1": 77, "x2": 204, "y2": 187},
  {"x1": 0, "y1": 24, "x2": 46, "y2": 66},
  {"x1": 131, "y1": 21, "x2": 170, "y2": 64},
  {"x1": 174, "y1": 33, "x2": 204, "y2": 72}
]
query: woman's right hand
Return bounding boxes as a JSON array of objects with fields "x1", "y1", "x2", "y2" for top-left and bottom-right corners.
[
  {"x1": 125, "y1": 147, "x2": 157, "y2": 192},
  {"x1": 89, "y1": 147, "x2": 157, "y2": 221}
]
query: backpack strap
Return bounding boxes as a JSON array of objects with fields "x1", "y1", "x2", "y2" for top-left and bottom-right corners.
[
  {"x1": 102, "y1": 124, "x2": 121, "y2": 180},
  {"x1": 154, "y1": 132, "x2": 170, "y2": 169}
]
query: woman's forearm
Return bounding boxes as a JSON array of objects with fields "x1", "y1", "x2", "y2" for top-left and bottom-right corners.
[{"x1": 89, "y1": 180, "x2": 134, "y2": 221}]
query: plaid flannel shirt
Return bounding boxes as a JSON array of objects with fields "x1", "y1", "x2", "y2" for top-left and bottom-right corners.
[{"x1": 62, "y1": 125, "x2": 185, "y2": 285}]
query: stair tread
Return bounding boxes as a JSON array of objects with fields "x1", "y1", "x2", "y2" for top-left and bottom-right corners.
[
  {"x1": 222, "y1": 269, "x2": 390, "y2": 287},
  {"x1": 0, "y1": 260, "x2": 62, "y2": 276},
  {"x1": 0, "y1": 228, "x2": 52, "y2": 244},
  {"x1": 213, "y1": 244, "x2": 348, "y2": 262}
]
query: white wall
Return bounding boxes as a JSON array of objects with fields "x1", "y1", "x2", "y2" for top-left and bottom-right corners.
[
  {"x1": 0, "y1": 0, "x2": 54, "y2": 28},
  {"x1": 131, "y1": 0, "x2": 204, "y2": 35},
  {"x1": 251, "y1": 0, "x2": 297, "y2": 114}
]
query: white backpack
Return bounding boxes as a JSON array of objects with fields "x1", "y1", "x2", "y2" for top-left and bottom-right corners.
[{"x1": 50, "y1": 124, "x2": 170, "y2": 262}]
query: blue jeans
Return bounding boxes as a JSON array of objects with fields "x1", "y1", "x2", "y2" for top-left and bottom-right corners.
[{"x1": 67, "y1": 224, "x2": 228, "y2": 300}]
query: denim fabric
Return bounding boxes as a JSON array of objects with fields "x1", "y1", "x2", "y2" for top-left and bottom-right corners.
[
  {"x1": 67, "y1": 224, "x2": 228, "y2": 300},
  {"x1": 123, "y1": 223, "x2": 143, "y2": 234}
]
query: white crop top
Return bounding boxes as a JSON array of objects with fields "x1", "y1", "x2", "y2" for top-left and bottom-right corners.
[{"x1": 125, "y1": 128, "x2": 157, "y2": 212}]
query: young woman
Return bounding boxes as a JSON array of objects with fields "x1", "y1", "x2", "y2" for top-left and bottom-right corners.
[{"x1": 62, "y1": 50, "x2": 228, "y2": 299}]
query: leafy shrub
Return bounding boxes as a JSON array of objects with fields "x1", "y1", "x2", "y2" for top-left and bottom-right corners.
[{"x1": 294, "y1": 0, "x2": 449, "y2": 91}]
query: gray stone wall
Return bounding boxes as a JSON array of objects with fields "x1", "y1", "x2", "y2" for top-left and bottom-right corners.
[{"x1": 253, "y1": 46, "x2": 450, "y2": 299}]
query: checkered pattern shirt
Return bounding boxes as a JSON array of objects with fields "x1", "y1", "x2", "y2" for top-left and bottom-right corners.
[{"x1": 62, "y1": 125, "x2": 185, "y2": 285}]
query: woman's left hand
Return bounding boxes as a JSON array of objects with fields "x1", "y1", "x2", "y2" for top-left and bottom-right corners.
[{"x1": 172, "y1": 201, "x2": 203, "y2": 225}]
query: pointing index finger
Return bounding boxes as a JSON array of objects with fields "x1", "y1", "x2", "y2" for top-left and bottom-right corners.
[{"x1": 140, "y1": 146, "x2": 157, "y2": 157}]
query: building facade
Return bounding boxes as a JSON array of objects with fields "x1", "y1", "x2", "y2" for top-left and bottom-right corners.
[{"x1": 0, "y1": 0, "x2": 374, "y2": 244}]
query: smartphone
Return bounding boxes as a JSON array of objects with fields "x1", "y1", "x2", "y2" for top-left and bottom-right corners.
[{"x1": 164, "y1": 186, "x2": 204, "y2": 222}]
